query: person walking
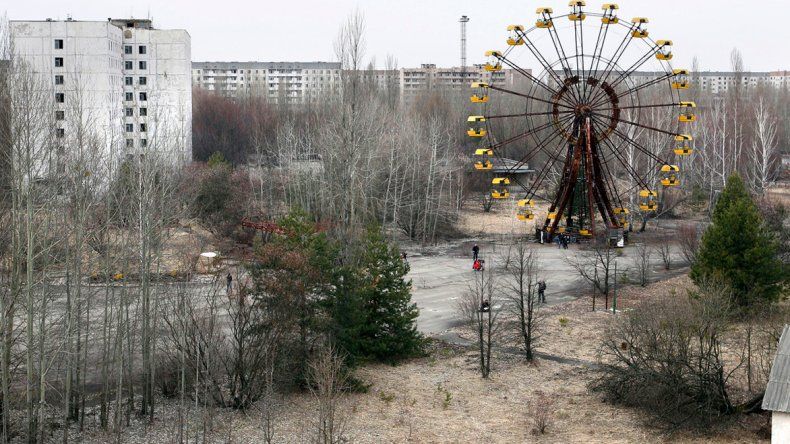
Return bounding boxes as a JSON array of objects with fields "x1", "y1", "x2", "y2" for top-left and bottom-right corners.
[
  {"x1": 472, "y1": 243, "x2": 480, "y2": 261},
  {"x1": 226, "y1": 272, "x2": 233, "y2": 294},
  {"x1": 538, "y1": 280, "x2": 547, "y2": 303}
]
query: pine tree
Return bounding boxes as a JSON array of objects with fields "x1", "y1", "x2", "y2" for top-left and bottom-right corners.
[
  {"x1": 690, "y1": 173, "x2": 784, "y2": 305},
  {"x1": 331, "y1": 228, "x2": 423, "y2": 364}
]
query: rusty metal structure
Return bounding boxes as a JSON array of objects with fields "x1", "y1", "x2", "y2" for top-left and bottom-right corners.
[{"x1": 468, "y1": 3, "x2": 695, "y2": 240}]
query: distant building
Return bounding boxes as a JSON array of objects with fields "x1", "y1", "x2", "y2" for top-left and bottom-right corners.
[
  {"x1": 191, "y1": 61, "x2": 342, "y2": 103},
  {"x1": 763, "y1": 324, "x2": 790, "y2": 443},
  {"x1": 191, "y1": 62, "x2": 525, "y2": 103},
  {"x1": 10, "y1": 18, "x2": 192, "y2": 170}
]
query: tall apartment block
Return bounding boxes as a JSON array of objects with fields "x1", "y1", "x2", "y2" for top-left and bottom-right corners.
[
  {"x1": 10, "y1": 18, "x2": 192, "y2": 172},
  {"x1": 191, "y1": 62, "x2": 521, "y2": 103},
  {"x1": 192, "y1": 61, "x2": 341, "y2": 103}
]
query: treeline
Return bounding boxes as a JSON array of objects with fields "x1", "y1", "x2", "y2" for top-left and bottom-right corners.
[{"x1": 0, "y1": 15, "x2": 425, "y2": 443}]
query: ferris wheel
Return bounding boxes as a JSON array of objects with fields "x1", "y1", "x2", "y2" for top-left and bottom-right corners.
[{"x1": 468, "y1": 2, "x2": 695, "y2": 240}]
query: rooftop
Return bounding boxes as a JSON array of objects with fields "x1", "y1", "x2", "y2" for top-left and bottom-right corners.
[{"x1": 763, "y1": 324, "x2": 790, "y2": 413}]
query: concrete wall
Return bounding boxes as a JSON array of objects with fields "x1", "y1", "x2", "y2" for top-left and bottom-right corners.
[{"x1": 773, "y1": 411, "x2": 790, "y2": 444}]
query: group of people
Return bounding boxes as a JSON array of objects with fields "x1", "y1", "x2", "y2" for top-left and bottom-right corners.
[{"x1": 555, "y1": 233, "x2": 571, "y2": 249}]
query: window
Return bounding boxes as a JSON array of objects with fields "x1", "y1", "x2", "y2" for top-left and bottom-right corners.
[
  {"x1": 138, "y1": 45, "x2": 146, "y2": 54},
  {"x1": 139, "y1": 77, "x2": 147, "y2": 85},
  {"x1": 140, "y1": 139, "x2": 147, "y2": 147},
  {"x1": 55, "y1": 110, "x2": 64, "y2": 120},
  {"x1": 55, "y1": 75, "x2": 64, "y2": 85},
  {"x1": 125, "y1": 77, "x2": 133, "y2": 86},
  {"x1": 125, "y1": 92, "x2": 134, "y2": 101},
  {"x1": 125, "y1": 108, "x2": 133, "y2": 117},
  {"x1": 139, "y1": 92, "x2": 147, "y2": 101},
  {"x1": 124, "y1": 45, "x2": 132, "y2": 54},
  {"x1": 139, "y1": 107, "x2": 147, "y2": 116},
  {"x1": 139, "y1": 61, "x2": 147, "y2": 70},
  {"x1": 55, "y1": 93, "x2": 64, "y2": 103},
  {"x1": 56, "y1": 128, "x2": 65, "y2": 138},
  {"x1": 125, "y1": 61, "x2": 133, "y2": 70},
  {"x1": 140, "y1": 123, "x2": 147, "y2": 132},
  {"x1": 54, "y1": 57, "x2": 64, "y2": 67},
  {"x1": 126, "y1": 139, "x2": 134, "y2": 148},
  {"x1": 125, "y1": 124, "x2": 134, "y2": 132},
  {"x1": 54, "y1": 39, "x2": 63, "y2": 49}
]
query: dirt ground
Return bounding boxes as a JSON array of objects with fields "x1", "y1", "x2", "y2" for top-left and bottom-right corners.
[{"x1": 72, "y1": 274, "x2": 770, "y2": 444}]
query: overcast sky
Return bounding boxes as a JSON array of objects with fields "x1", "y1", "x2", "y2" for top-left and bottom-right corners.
[{"x1": 4, "y1": 0, "x2": 789, "y2": 72}]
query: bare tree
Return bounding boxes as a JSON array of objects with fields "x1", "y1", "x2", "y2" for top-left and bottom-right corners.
[
  {"x1": 505, "y1": 241, "x2": 543, "y2": 361},
  {"x1": 569, "y1": 234, "x2": 616, "y2": 310},
  {"x1": 677, "y1": 222, "x2": 701, "y2": 265},
  {"x1": 631, "y1": 244, "x2": 651, "y2": 287},
  {"x1": 308, "y1": 345, "x2": 348, "y2": 444},
  {"x1": 460, "y1": 267, "x2": 501, "y2": 378},
  {"x1": 654, "y1": 241, "x2": 672, "y2": 271}
]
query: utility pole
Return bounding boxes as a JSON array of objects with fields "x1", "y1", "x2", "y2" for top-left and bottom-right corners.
[{"x1": 612, "y1": 260, "x2": 618, "y2": 314}]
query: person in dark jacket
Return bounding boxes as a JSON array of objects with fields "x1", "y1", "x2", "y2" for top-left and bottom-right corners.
[
  {"x1": 538, "y1": 280, "x2": 547, "y2": 303},
  {"x1": 472, "y1": 243, "x2": 480, "y2": 261},
  {"x1": 226, "y1": 272, "x2": 233, "y2": 294}
]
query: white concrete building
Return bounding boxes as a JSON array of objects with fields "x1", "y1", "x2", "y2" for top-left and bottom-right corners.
[
  {"x1": 10, "y1": 18, "x2": 192, "y2": 173},
  {"x1": 192, "y1": 61, "x2": 341, "y2": 103},
  {"x1": 191, "y1": 62, "x2": 522, "y2": 104},
  {"x1": 763, "y1": 325, "x2": 790, "y2": 444}
]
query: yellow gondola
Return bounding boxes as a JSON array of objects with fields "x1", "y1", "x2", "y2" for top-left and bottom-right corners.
[
  {"x1": 660, "y1": 164, "x2": 680, "y2": 187},
  {"x1": 656, "y1": 40, "x2": 673, "y2": 61},
  {"x1": 536, "y1": 18, "x2": 554, "y2": 28},
  {"x1": 579, "y1": 229, "x2": 591, "y2": 236},
  {"x1": 613, "y1": 207, "x2": 629, "y2": 228},
  {"x1": 631, "y1": 17, "x2": 649, "y2": 38},
  {"x1": 484, "y1": 50, "x2": 503, "y2": 72},
  {"x1": 639, "y1": 190, "x2": 658, "y2": 211},
  {"x1": 536, "y1": 7, "x2": 553, "y2": 14},
  {"x1": 678, "y1": 102, "x2": 696, "y2": 123},
  {"x1": 517, "y1": 198, "x2": 535, "y2": 220},
  {"x1": 674, "y1": 134, "x2": 694, "y2": 155},
  {"x1": 475, "y1": 160, "x2": 493, "y2": 171},
  {"x1": 672, "y1": 69, "x2": 690, "y2": 89},
  {"x1": 470, "y1": 94, "x2": 489, "y2": 103},
  {"x1": 492, "y1": 177, "x2": 510, "y2": 186},
  {"x1": 601, "y1": 4, "x2": 619, "y2": 24},
  {"x1": 468, "y1": 115, "x2": 486, "y2": 137},
  {"x1": 471, "y1": 81, "x2": 489, "y2": 89},
  {"x1": 568, "y1": 1, "x2": 586, "y2": 21},
  {"x1": 473, "y1": 146, "x2": 493, "y2": 170},
  {"x1": 506, "y1": 25, "x2": 525, "y2": 46},
  {"x1": 475, "y1": 148, "x2": 494, "y2": 156},
  {"x1": 492, "y1": 190, "x2": 510, "y2": 199}
]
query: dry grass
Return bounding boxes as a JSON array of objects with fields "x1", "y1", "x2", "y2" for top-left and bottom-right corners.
[{"x1": 75, "y1": 275, "x2": 769, "y2": 443}]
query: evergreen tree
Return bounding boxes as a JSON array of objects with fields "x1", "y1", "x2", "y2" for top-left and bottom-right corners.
[
  {"x1": 330, "y1": 227, "x2": 423, "y2": 364},
  {"x1": 691, "y1": 173, "x2": 784, "y2": 305}
]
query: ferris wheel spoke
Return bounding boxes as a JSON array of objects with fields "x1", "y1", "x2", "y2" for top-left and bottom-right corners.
[
  {"x1": 606, "y1": 46, "x2": 665, "y2": 93},
  {"x1": 590, "y1": 110, "x2": 678, "y2": 138},
  {"x1": 495, "y1": 54, "x2": 575, "y2": 107},
  {"x1": 608, "y1": 72, "x2": 675, "y2": 103},
  {"x1": 592, "y1": 116, "x2": 670, "y2": 166},
  {"x1": 590, "y1": 119, "x2": 652, "y2": 191},
  {"x1": 489, "y1": 115, "x2": 572, "y2": 150},
  {"x1": 487, "y1": 84, "x2": 575, "y2": 109},
  {"x1": 522, "y1": 138, "x2": 572, "y2": 202},
  {"x1": 509, "y1": 118, "x2": 575, "y2": 171},
  {"x1": 487, "y1": 110, "x2": 573, "y2": 120},
  {"x1": 515, "y1": 29, "x2": 566, "y2": 88},
  {"x1": 584, "y1": 15, "x2": 613, "y2": 103},
  {"x1": 543, "y1": 13, "x2": 584, "y2": 103},
  {"x1": 595, "y1": 102, "x2": 682, "y2": 112},
  {"x1": 585, "y1": 27, "x2": 636, "y2": 107}
]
